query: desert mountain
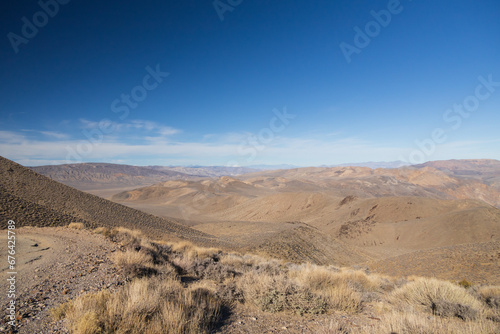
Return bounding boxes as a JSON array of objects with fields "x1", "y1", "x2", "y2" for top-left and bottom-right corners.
[
  {"x1": 0, "y1": 156, "x2": 220, "y2": 246},
  {"x1": 148, "y1": 165, "x2": 259, "y2": 177},
  {"x1": 30, "y1": 163, "x2": 199, "y2": 194},
  {"x1": 327, "y1": 160, "x2": 410, "y2": 169},
  {"x1": 415, "y1": 159, "x2": 500, "y2": 191},
  {"x1": 111, "y1": 162, "x2": 500, "y2": 260},
  {"x1": 30, "y1": 163, "x2": 260, "y2": 198},
  {"x1": 4, "y1": 156, "x2": 362, "y2": 265}
]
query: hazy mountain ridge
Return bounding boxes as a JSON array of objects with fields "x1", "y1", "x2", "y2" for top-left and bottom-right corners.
[{"x1": 148, "y1": 165, "x2": 259, "y2": 177}]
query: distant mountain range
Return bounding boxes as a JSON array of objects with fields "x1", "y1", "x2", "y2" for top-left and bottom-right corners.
[{"x1": 327, "y1": 160, "x2": 411, "y2": 169}]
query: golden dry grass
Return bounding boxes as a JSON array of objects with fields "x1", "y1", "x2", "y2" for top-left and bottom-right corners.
[
  {"x1": 67, "y1": 222, "x2": 85, "y2": 230},
  {"x1": 169, "y1": 240, "x2": 221, "y2": 259},
  {"x1": 390, "y1": 277, "x2": 483, "y2": 314},
  {"x1": 113, "y1": 249, "x2": 152, "y2": 267},
  {"x1": 58, "y1": 277, "x2": 221, "y2": 334}
]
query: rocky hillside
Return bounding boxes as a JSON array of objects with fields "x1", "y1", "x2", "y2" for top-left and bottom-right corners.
[
  {"x1": 30, "y1": 163, "x2": 198, "y2": 190},
  {"x1": 0, "y1": 156, "x2": 222, "y2": 247}
]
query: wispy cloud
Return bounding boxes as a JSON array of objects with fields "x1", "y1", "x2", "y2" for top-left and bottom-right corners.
[
  {"x1": 1, "y1": 122, "x2": 499, "y2": 166},
  {"x1": 0, "y1": 131, "x2": 25, "y2": 144},
  {"x1": 78, "y1": 119, "x2": 180, "y2": 139}
]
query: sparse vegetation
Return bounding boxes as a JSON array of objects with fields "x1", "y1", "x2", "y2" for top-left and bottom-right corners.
[{"x1": 51, "y1": 229, "x2": 500, "y2": 333}]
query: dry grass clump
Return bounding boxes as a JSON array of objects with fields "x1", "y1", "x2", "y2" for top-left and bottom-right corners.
[
  {"x1": 68, "y1": 222, "x2": 85, "y2": 230},
  {"x1": 111, "y1": 231, "x2": 177, "y2": 280},
  {"x1": 54, "y1": 277, "x2": 221, "y2": 334},
  {"x1": 390, "y1": 277, "x2": 483, "y2": 320},
  {"x1": 93, "y1": 226, "x2": 118, "y2": 239},
  {"x1": 114, "y1": 245, "x2": 178, "y2": 280},
  {"x1": 289, "y1": 264, "x2": 395, "y2": 313},
  {"x1": 50, "y1": 301, "x2": 72, "y2": 321},
  {"x1": 355, "y1": 310, "x2": 499, "y2": 334},
  {"x1": 290, "y1": 264, "x2": 391, "y2": 293},
  {"x1": 170, "y1": 241, "x2": 221, "y2": 259},
  {"x1": 219, "y1": 252, "x2": 273, "y2": 271},
  {"x1": 111, "y1": 227, "x2": 144, "y2": 247}
]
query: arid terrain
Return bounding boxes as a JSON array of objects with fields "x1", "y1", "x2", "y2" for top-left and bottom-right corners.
[{"x1": 2, "y1": 156, "x2": 500, "y2": 333}]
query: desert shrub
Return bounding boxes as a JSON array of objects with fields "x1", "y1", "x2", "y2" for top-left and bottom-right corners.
[
  {"x1": 108, "y1": 227, "x2": 143, "y2": 248},
  {"x1": 237, "y1": 271, "x2": 326, "y2": 315},
  {"x1": 458, "y1": 279, "x2": 473, "y2": 289},
  {"x1": 431, "y1": 299, "x2": 479, "y2": 320},
  {"x1": 476, "y1": 286, "x2": 500, "y2": 309},
  {"x1": 113, "y1": 249, "x2": 177, "y2": 280},
  {"x1": 390, "y1": 277, "x2": 483, "y2": 320},
  {"x1": 184, "y1": 257, "x2": 239, "y2": 282},
  {"x1": 216, "y1": 279, "x2": 245, "y2": 304},
  {"x1": 68, "y1": 222, "x2": 84, "y2": 230},
  {"x1": 93, "y1": 226, "x2": 118, "y2": 239},
  {"x1": 61, "y1": 277, "x2": 222, "y2": 334}
]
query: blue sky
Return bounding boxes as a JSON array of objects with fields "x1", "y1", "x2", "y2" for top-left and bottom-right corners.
[{"x1": 0, "y1": 0, "x2": 499, "y2": 166}]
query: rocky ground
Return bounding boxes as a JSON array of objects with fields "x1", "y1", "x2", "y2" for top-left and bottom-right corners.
[{"x1": 0, "y1": 226, "x2": 125, "y2": 334}]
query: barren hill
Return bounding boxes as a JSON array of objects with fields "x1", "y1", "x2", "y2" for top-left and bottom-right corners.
[
  {"x1": 415, "y1": 159, "x2": 500, "y2": 191},
  {"x1": 30, "y1": 163, "x2": 260, "y2": 198},
  {"x1": 30, "y1": 163, "x2": 200, "y2": 197},
  {"x1": 111, "y1": 162, "x2": 500, "y2": 262}
]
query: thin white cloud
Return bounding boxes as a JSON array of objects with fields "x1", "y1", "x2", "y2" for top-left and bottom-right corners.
[
  {"x1": 1, "y1": 128, "x2": 498, "y2": 166},
  {"x1": 78, "y1": 119, "x2": 180, "y2": 137},
  {"x1": 0, "y1": 131, "x2": 26, "y2": 144},
  {"x1": 40, "y1": 131, "x2": 69, "y2": 139}
]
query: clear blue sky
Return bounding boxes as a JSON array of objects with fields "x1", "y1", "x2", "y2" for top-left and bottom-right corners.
[{"x1": 1, "y1": 0, "x2": 499, "y2": 166}]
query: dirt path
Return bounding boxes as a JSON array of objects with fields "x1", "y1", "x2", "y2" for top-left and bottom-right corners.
[{"x1": 0, "y1": 226, "x2": 125, "y2": 333}]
